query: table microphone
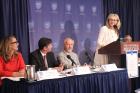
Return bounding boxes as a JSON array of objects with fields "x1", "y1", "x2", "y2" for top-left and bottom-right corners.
[{"x1": 67, "y1": 55, "x2": 76, "y2": 66}]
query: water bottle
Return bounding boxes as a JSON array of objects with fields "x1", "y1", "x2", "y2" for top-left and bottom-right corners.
[{"x1": 26, "y1": 65, "x2": 35, "y2": 81}]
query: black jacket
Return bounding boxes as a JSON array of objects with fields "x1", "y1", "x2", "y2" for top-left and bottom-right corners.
[{"x1": 29, "y1": 49, "x2": 59, "y2": 71}]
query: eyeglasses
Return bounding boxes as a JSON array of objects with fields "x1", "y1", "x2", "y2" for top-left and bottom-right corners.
[{"x1": 10, "y1": 41, "x2": 18, "y2": 44}]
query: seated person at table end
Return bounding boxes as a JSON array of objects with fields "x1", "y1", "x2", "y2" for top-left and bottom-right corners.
[
  {"x1": 123, "y1": 34, "x2": 132, "y2": 42},
  {"x1": 0, "y1": 36, "x2": 26, "y2": 86}
]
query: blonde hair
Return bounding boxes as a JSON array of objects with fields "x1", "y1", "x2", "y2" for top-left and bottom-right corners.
[
  {"x1": 106, "y1": 13, "x2": 121, "y2": 30},
  {"x1": 0, "y1": 36, "x2": 18, "y2": 62}
]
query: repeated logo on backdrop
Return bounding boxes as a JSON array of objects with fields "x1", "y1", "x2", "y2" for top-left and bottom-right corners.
[
  {"x1": 28, "y1": 0, "x2": 103, "y2": 55},
  {"x1": 66, "y1": 4, "x2": 71, "y2": 14}
]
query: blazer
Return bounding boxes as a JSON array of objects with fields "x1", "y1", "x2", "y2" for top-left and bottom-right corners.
[
  {"x1": 58, "y1": 51, "x2": 80, "y2": 69},
  {"x1": 29, "y1": 49, "x2": 59, "y2": 71}
]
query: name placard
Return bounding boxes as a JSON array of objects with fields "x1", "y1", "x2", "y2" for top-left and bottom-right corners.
[
  {"x1": 126, "y1": 50, "x2": 139, "y2": 78},
  {"x1": 72, "y1": 66, "x2": 91, "y2": 75},
  {"x1": 100, "y1": 63, "x2": 118, "y2": 72},
  {"x1": 37, "y1": 69, "x2": 60, "y2": 80}
]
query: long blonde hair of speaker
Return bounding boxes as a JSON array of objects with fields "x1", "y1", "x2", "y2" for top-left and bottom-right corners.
[{"x1": 106, "y1": 13, "x2": 121, "y2": 30}]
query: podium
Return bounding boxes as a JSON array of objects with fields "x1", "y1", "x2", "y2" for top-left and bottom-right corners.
[{"x1": 98, "y1": 41, "x2": 140, "y2": 67}]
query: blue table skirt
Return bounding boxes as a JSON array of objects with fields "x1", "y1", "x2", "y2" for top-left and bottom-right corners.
[{"x1": 1, "y1": 70, "x2": 129, "y2": 93}]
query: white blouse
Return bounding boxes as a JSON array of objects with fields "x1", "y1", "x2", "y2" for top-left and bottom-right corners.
[
  {"x1": 94, "y1": 26, "x2": 119, "y2": 66},
  {"x1": 96, "y1": 26, "x2": 118, "y2": 50}
]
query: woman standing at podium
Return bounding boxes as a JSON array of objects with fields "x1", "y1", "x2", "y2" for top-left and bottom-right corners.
[{"x1": 94, "y1": 13, "x2": 121, "y2": 66}]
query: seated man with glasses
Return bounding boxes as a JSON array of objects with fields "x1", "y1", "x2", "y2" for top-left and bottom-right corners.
[{"x1": 58, "y1": 37, "x2": 80, "y2": 69}]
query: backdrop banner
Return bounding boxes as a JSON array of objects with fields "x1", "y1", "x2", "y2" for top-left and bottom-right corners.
[{"x1": 28, "y1": 0, "x2": 104, "y2": 64}]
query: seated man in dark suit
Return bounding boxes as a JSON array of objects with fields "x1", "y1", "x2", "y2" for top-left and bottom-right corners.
[{"x1": 29, "y1": 37, "x2": 63, "y2": 71}]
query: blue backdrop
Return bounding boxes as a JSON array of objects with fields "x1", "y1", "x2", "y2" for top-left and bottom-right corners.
[{"x1": 28, "y1": 0, "x2": 104, "y2": 56}]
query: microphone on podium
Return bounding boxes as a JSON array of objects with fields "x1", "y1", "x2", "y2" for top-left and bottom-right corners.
[
  {"x1": 113, "y1": 25, "x2": 118, "y2": 31},
  {"x1": 67, "y1": 55, "x2": 76, "y2": 66},
  {"x1": 113, "y1": 25, "x2": 120, "y2": 36}
]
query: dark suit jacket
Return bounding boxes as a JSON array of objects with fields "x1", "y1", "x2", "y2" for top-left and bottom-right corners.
[{"x1": 29, "y1": 49, "x2": 59, "y2": 71}]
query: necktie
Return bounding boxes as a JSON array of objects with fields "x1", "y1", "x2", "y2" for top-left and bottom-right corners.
[{"x1": 43, "y1": 55, "x2": 48, "y2": 68}]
